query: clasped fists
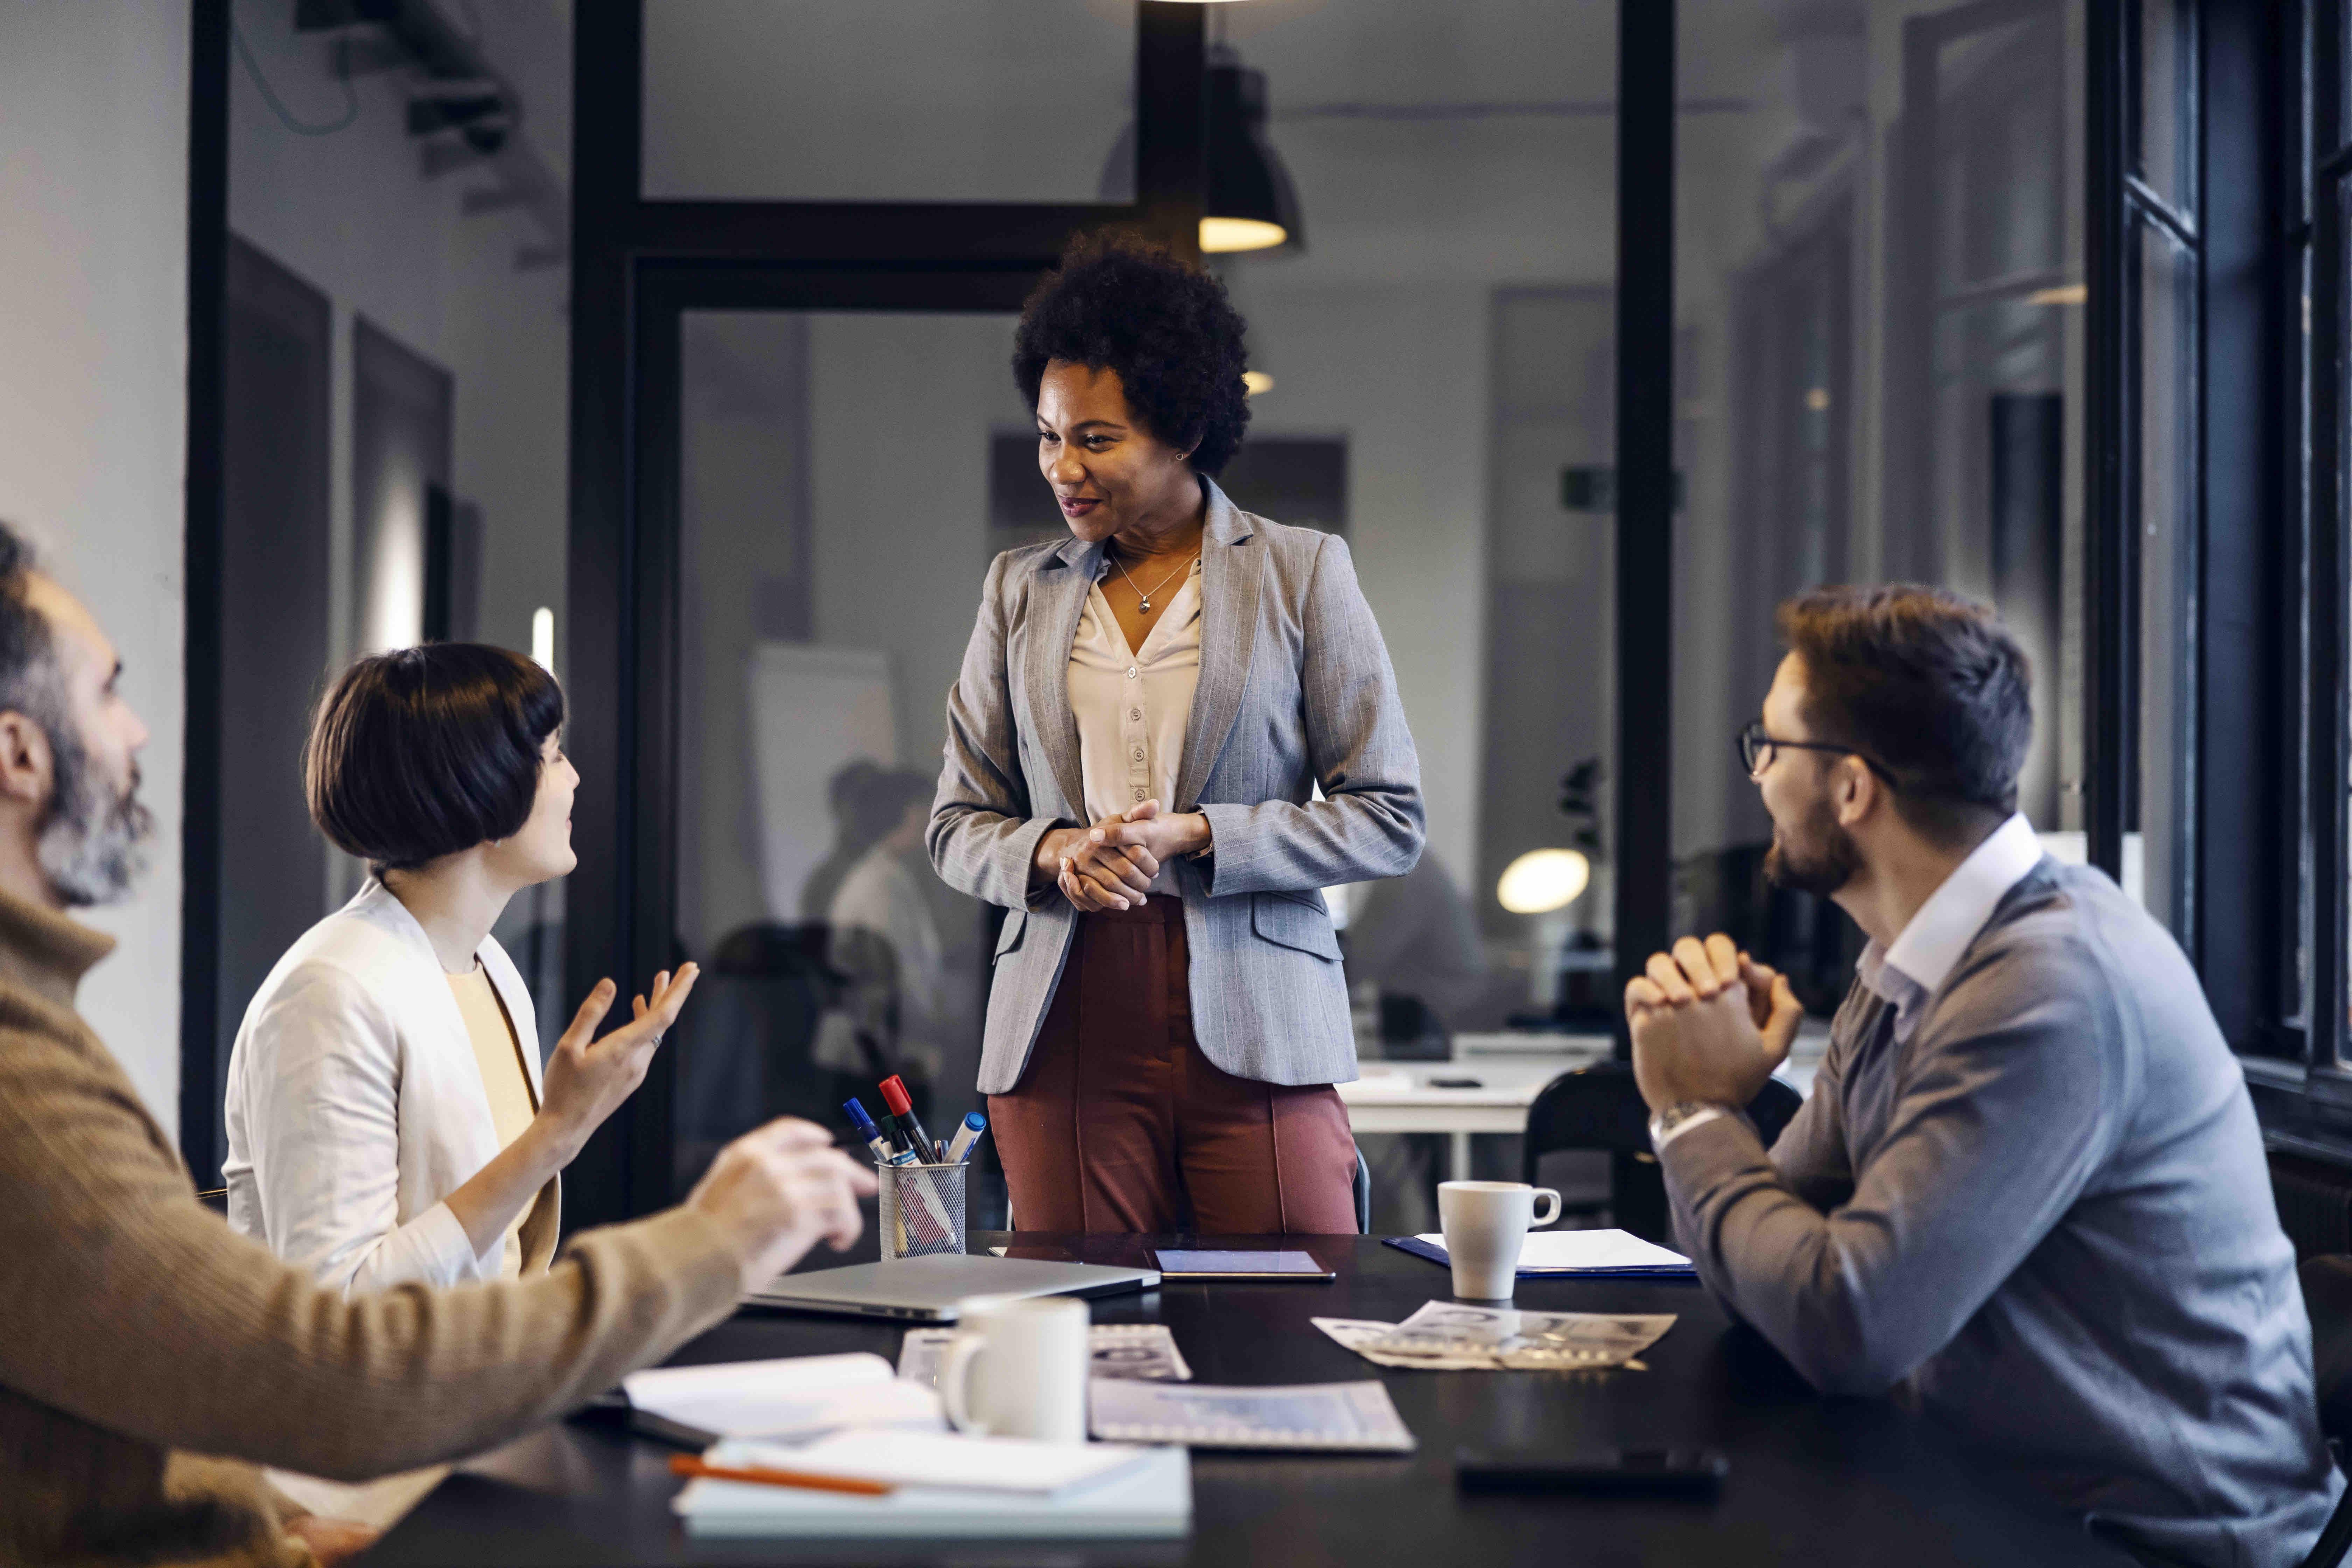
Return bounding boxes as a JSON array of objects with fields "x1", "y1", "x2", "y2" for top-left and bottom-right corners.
[
  {"x1": 1036, "y1": 800, "x2": 1212, "y2": 913},
  {"x1": 1623, "y1": 934, "x2": 1802, "y2": 1114}
]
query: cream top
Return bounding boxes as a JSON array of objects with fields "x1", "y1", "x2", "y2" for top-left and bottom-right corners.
[
  {"x1": 1067, "y1": 555, "x2": 1203, "y2": 894},
  {"x1": 447, "y1": 964, "x2": 537, "y2": 1279}
]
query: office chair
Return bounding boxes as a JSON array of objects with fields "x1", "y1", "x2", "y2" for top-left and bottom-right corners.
[
  {"x1": 1519, "y1": 1060, "x2": 1802, "y2": 1244},
  {"x1": 2298, "y1": 1255, "x2": 2352, "y2": 1568}
]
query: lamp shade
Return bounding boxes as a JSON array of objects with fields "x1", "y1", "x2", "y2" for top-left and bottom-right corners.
[
  {"x1": 1497, "y1": 848, "x2": 1591, "y2": 915},
  {"x1": 1201, "y1": 54, "x2": 1302, "y2": 254}
]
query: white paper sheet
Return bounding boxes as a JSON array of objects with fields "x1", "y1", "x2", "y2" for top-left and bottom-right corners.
[
  {"x1": 896, "y1": 1323, "x2": 1192, "y2": 1387},
  {"x1": 1413, "y1": 1227, "x2": 1692, "y2": 1272},
  {"x1": 778, "y1": 1428, "x2": 1156, "y2": 1494},
  {"x1": 1086, "y1": 1379, "x2": 1416, "y2": 1452},
  {"x1": 622, "y1": 1352, "x2": 942, "y2": 1441},
  {"x1": 674, "y1": 1441, "x2": 1191, "y2": 1540}
]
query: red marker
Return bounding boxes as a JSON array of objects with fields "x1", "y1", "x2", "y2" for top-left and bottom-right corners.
[{"x1": 878, "y1": 1075, "x2": 942, "y2": 1163}]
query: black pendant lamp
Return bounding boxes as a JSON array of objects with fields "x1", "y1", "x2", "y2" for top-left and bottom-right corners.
[{"x1": 1199, "y1": 47, "x2": 1302, "y2": 254}]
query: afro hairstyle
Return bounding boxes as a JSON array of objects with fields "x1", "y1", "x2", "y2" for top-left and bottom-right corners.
[{"x1": 1011, "y1": 231, "x2": 1252, "y2": 477}]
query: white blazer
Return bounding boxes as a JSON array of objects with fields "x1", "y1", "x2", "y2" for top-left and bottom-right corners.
[{"x1": 222, "y1": 878, "x2": 553, "y2": 1296}]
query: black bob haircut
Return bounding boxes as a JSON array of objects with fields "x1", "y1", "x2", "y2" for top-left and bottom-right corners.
[
  {"x1": 306, "y1": 644, "x2": 564, "y2": 873},
  {"x1": 1011, "y1": 231, "x2": 1252, "y2": 476}
]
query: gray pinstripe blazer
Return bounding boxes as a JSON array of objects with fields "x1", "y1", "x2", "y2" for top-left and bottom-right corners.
[{"x1": 927, "y1": 479, "x2": 1425, "y2": 1095}]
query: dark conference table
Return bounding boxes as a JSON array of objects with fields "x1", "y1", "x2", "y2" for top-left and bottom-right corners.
[{"x1": 365, "y1": 1232, "x2": 2129, "y2": 1566}]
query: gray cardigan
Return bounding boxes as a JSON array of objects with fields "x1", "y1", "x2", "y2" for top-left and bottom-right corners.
[
  {"x1": 927, "y1": 479, "x2": 1424, "y2": 1096},
  {"x1": 1662, "y1": 859, "x2": 2341, "y2": 1568}
]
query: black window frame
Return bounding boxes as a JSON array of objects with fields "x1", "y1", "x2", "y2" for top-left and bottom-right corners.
[
  {"x1": 559, "y1": 2, "x2": 1209, "y2": 1227},
  {"x1": 2241, "y1": 0, "x2": 2352, "y2": 1150}
]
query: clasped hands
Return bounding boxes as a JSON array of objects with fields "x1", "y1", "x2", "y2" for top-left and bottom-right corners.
[
  {"x1": 1624, "y1": 933, "x2": 1805, "y2": 1114},
  {"x1": 1035, "y1": 799, "x2": 1211, "y2": 912}
]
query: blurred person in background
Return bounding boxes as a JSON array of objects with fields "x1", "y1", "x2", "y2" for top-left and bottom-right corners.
[
  {"x1": 799, "y1": 757, "x2": 890, "y2": 925},
  {"x1": 828, "y1": 767, "x2": 982, "y2": 1122}
]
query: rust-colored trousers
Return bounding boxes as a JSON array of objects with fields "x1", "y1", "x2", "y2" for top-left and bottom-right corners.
[{"x1": 990, "y1": 898, "x2": 1359, "y2": 1234}]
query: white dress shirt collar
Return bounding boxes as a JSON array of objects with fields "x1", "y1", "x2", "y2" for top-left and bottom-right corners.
[{"x1": 1871, "y1": 812, "x2": 2044, "y2": 1005}]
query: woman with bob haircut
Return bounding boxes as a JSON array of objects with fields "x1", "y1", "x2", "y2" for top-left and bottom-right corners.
[
  {"x1": 930, "y1": 233, "x2": 1424, "y2": 1232},
  {"x1": 223, "y1": 644, "x2": 695, "y2": 1294}
]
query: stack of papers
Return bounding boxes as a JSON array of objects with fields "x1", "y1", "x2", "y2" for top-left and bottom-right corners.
[
  {"x1": 621, "y1": 1353, "x2": 941, "y2": 1446},
  {"x1": 896, "y1": 1323, "x2": 1192, "y2": 1386},
  {"x1": 1087, "y1": 1378, "x2": 1415, "y2": 1452},
  {"x1": 1315, "y1": 1301, "x2": 1675, "y2": 1370},
  {"x1": 672, "y1": 1434, "x2": 1191, "y2": 1540},
  {"x1": 1385, "y1": 1228, "x2": 1697, "y2": 1279}
]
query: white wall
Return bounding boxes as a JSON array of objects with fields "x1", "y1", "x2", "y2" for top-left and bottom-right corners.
[
  {"x1": 225, "y1": 0, "x2": 571, "y2": 927},
  {"x1": 1224, "y1": 283, "x2": 1490, "y2": 884},
  {"x1": 1216, "y1": 0, "x2": 1618, "y2": 919},
  {"x1": 225, "y1": 0, "x2": 572, "y2": 681},
  {"x1": 0, "y1": 0, "x2": 192, "y2": 1129}
]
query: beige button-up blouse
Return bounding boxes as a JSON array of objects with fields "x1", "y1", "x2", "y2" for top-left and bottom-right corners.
[{"x1": 1067, "y1": 555, "x2": 1203, "y2": 894}]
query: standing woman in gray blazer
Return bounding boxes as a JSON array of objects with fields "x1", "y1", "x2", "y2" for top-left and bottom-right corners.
[{"x1": 930, "y1": 234, "x2": 1424, "y2": 1233}]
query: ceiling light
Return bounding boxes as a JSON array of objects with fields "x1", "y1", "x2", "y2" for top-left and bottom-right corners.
[
  {"x1": 2026, "y1": 283, "x2": 2088, "y2": 306},
  {"x1": 1497, "y1": 848, "x2": 1591, "y2": 915},
  {"x1": 1242, "y1": 370, "x2": 1274, "y2": 396},
  {"x1": 1201, "y1": 49, "x2": 1303, "y2": 255},
  {"x1": 1203, "y1": 218, "x2": 1288, "y2": 253}
]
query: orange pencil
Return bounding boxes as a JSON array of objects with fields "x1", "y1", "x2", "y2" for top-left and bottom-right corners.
[{"x1": 667, "y1": 1454, "x2": 895, "y2": 1497}]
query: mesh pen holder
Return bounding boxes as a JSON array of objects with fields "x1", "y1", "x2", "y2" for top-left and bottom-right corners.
[{"x1": 877, "y1": 1160, "x2": 968, "y2": 1261}]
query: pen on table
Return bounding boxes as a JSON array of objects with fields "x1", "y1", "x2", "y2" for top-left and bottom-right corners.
[
  {"x1": 944, "y1": 1111, "x2": 987, "y2": 1164},
  {"x1": 878, "y1": 1075, "x2": 943, "y2": 1162},
  {"x1": 667, "y1": 1454, "x2": 894, "y2": 1497},
  {"x1": 842, "y1": 1099, "x2": 909, "y2": 1167}
]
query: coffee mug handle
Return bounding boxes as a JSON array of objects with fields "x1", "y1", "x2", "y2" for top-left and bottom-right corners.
[
  {"x1": 1531, "y1": 1188, "x2": 1562, "y2": 1227},
  {"x1": 939, "y1": 1332, "x2": 989, "y2": 1435}
]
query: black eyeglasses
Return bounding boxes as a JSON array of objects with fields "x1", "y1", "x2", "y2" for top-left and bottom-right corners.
[{"x1": 1737, "y1": 721, "x2": 1898, "y2": 785}]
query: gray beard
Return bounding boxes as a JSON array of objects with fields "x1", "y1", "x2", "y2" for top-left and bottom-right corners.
[{"x1": 37, "y1": 723, "x2": 152, "y2": 907}]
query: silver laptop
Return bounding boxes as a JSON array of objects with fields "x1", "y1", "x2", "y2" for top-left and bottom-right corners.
[{"x1": 746, "y1": 1254, "x2": 1161, "y2": 1321}]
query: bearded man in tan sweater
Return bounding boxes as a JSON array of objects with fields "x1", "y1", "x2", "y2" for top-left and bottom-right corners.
[{"x1": 0, "y1": 522, "x2": 879, "y2": 1567}]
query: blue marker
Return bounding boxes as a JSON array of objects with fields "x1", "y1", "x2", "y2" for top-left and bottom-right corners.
[
  {"x1": 843, "y1": 1098, "x2": 913, "y2": 1167},
  {"x1": 944, "y1": 1112, "x2": 987, "y2": 1164}
]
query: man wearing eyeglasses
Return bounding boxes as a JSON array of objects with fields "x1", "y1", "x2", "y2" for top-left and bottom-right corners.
[{"x1": 1626, "y1": 585, "x2": 2337, "y2": 1568}]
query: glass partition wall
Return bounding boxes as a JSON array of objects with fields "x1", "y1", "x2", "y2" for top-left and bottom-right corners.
[
  {"x1": 559, "y1": 0, "x2": 2290, "y2": 1225},
  {"x1": 670, "y1": 309, "x2": 1024, "y2": 1196},
  {"x1": 580, "y1": 0, "x2": 1619, "y2": 1230},
  {"x1": 1668, "y1": 0, "x2": 2104, "y2": 1015}
]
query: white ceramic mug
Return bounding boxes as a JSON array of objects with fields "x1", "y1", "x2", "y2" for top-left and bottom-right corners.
[
  {"x1": 1437, "y1": 1180, "x2": 1563, "y2": 1300},
  {"x1": 938, "y1": 1295, "x2": 1090, "y2": 1441}
]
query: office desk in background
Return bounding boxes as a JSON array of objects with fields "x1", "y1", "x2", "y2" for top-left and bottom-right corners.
[
  {"x1": 1339, "y1": 1028, "x2": 1829, "y2": 1182},
  {"x1": 368, "y1": 1231, "x2": 2124, "y2": 1567}
]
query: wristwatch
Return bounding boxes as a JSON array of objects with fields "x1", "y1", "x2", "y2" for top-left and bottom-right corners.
[{"x1": 1647, "y1": 1100, "x2": 1731, "y2": 1151}]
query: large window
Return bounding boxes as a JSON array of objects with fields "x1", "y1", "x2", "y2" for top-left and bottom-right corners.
[{"x1": 1670, "y1": 0, "x2": 2090, "y2": 1018}]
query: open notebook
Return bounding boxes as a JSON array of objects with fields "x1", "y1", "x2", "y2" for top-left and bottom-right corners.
[{"x1": 620, "y1": 1352, "x2": 941, "y2": 1447}]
